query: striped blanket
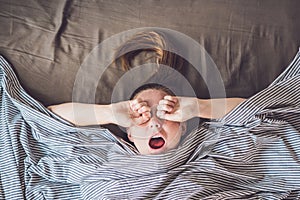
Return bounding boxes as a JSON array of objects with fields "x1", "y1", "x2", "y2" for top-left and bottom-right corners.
[{"x1": 1, "y1": 51, "x2": 300, "y2": 200}]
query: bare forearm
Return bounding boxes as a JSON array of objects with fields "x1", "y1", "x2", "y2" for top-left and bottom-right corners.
[
  {"x1": 49, "y1": 102, "x2": 114, "y2": 126},
  {"x1": 197, "y1": 98, "x2": 246, "y2": 119}
]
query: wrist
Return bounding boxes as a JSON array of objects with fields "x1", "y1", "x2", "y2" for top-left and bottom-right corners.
[{"x1": 196, "y1": 98, "x2": 210, "y2": 119}]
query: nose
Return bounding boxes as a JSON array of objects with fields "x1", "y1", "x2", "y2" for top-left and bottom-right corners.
[
  {"x1": 149, "y1": 117, "x2": 163, "y2": 130},
  {"x1": 149, "y1": 106, "x2": 163, "y2": 130}
]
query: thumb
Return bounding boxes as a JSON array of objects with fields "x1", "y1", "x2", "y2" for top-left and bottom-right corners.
[{"x1": 157, "y1": 110, "x2": 181, "y2": 122}]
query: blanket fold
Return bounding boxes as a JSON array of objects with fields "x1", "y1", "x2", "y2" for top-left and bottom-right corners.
[{"x1": 1, "y1": 52, "x2": 300, "y2": 199}]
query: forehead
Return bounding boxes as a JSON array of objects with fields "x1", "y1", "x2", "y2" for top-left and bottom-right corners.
[{"x1": 134, "y1": 89, "x2": 167, "y2": 106}]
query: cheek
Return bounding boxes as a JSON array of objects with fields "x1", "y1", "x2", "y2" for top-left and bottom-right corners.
[
  {"x1": 163, "y1": 122, "x2": 181, "y2": 134},
  {"x1": 128, "y1": 126, "x2": 149, "y2": 138},
  {"x1": 162, "y1": 122, "x2": 182, "y2": 150}
]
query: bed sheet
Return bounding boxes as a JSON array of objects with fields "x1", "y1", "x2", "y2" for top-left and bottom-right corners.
[{"x1": 1, "y1": 51, "x2": 300, "y2": 199}]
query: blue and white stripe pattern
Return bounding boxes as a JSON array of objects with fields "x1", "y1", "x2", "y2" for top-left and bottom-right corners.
[{"x1": 1, "y1": 50, "x2": 300, "y2": 199}]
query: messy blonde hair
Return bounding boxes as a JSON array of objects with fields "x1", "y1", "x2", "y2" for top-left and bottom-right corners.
[{"x1": 114, "y1": 31, "x2": 184, "y2": 71}]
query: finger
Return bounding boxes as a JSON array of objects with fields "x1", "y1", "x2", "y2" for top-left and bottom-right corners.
[
  {"x1": 129, "y1": 99, "x2": 138, "y2": 107},
  {"x1": 131, "y1": 105, "x2": 151, "y2": 118},
  {"x1": 159, "y1": 99, "x2": 175, "y2": 107},
  {"x1": 164, "y1": 95, "x2": 178, "y2": 104},
  {"x1": 137, "y1": 105, "x2": 151, "y2": 113},
  {"x1": 142, "y1": 111, "x2": 151, "y2": 119},
  {"x1": 131, "y1": 101, "x2": 148, "y2": 111},
  {"x1": 134, "y1": 112, "x2": 151, "y2": 125},
  {"x1": 157, "y1": 104, "x2": 174, "y2": 113},
  {"x1": 129, "y1": 99, "x2": 142, "y2": 109},
  {"x1": 156, "y1": 110, "x2": 166, "y2": 119}
]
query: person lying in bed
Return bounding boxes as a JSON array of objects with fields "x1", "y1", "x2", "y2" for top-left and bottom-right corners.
[
  {"x1": 48, "y1": 31, "x2": 245, "y2": 154},
  {"x1": 48, "y1": 83, "x2": 244, "y2": 155}
]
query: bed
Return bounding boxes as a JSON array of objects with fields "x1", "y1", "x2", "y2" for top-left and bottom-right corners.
[{"x1": 1, "y1": 0, "x2": 300, "y2": 199}]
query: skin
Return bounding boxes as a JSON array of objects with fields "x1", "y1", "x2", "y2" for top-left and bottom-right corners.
[
  {"x1": 47, "y1": 99, "x2": 151, "y2": 127},
  {"x1": 157, "y1": 96, "x2": 246, "y2": 121},
  {"x1": 127, "y1": 89, "x2": 186, "y2": 155},
  {"x1": 48, "y1": 93, "x2": 245, "y2": 155}
]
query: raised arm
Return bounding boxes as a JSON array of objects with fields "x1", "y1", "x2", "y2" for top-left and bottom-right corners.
[
  {"x1": 48, "y1": 103, "x2": 114, "y2": 126},
  {"x1": 198, "y1": 97, "x2": 246, "y2": 119},
  {"x1": 48, "y1": 99, "x2": 151, "y2": 127},
  {"x1": 157, "y1": 96, "x2": 246, "y2": 122}
]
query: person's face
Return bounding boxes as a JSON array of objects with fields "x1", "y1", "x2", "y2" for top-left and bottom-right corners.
[{"x1": 127, "y1": 89, "x2": 185, "y2": 155}]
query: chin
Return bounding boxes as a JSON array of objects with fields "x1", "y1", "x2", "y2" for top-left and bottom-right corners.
[{"x1": 148, "y1": 146, "x2": 168, "y2": 155}]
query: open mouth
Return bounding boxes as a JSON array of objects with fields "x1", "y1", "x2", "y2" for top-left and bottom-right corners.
[{"x1": 149, "y1": 136, "x2": 165, "y2": 149}]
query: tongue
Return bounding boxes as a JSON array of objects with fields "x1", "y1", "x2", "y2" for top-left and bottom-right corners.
[{"x1": 149, "y1": 137, "x2": 165, "y2": 149}]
